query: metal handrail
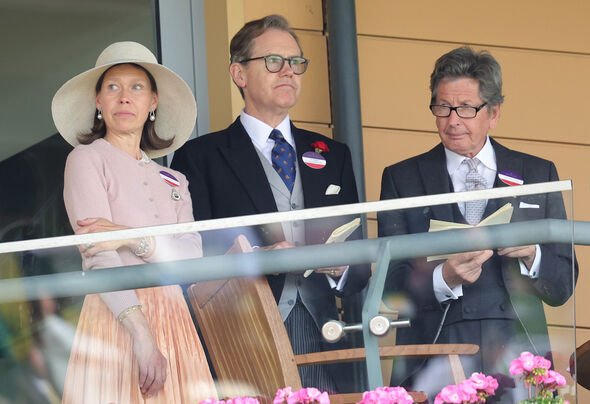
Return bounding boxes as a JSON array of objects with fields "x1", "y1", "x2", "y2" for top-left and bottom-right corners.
[{"x1": 0, "y1": 218, "x2": 581, "y2": 303}]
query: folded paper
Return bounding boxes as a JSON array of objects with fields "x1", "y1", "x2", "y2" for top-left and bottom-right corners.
[{"x1": 427, "y1": 203, "x2": 514, "y2": 261}]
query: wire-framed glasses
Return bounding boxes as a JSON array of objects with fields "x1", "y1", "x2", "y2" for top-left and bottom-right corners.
[
  {"x1": 239, "y1": 54, "x2": 309, "y2": 75},
  {"x1": 429, "y1": 102, "x2": 488, "y2": 119}
]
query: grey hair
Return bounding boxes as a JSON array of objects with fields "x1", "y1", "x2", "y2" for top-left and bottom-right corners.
[{"x1": 430, "y1": 47, "x2": 504, "y2": 107}]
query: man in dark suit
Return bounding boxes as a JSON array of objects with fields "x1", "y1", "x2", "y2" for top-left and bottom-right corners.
[
  {"x1": 172, "y1": 14, "x2": 370, "y2": 391},
  {"x1": 377, "y1": 47, "x2": 577, "y2": 401}
]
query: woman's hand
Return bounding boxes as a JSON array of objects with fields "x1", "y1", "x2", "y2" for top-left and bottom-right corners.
[
  {"x1": 133, "y1": 331, "x2": 168, "y2": 397},
  {"x1": 76, "y1": 217, "x2": 142, "y2": 256},
  {"x1": 121, "y1": 308, "x2": 168, "y2": 397}
]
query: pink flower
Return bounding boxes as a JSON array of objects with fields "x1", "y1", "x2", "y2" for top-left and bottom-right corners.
[
  {"x1": 274, "y1": 387, "x2": 293, "y2": 404},
  {"x1": 294, "y1": 388, "x2": 329, "y2": 404},
  {"x1": 509, "y1": 351, "x2": 568, "y2": 402},
  {"x1": 468, "y1": 372, "x2": 498, "y2": 396},
  {"x1": 435, "y1": 384, "x2": 466, "y2": 404},
  {"x1": 547, "y1": 370, "x2": 567, "y2": 387},
  {"x1": 227, "y1": 398, "x2": 260, "y2": 404},
  {"x1": 358, "y1": 386, "x2": 413, "y2": 403},
  {"x1": 509, "y1": 351, "x2": 536, "y2": 375},
  {"x1": 200, "y1": 398, "x2": 260, "y2": 404},
  {"x1": 274, "y1": 387, "x2": 329, "y2": 404},
  {"x1": 533, "y1": 355, "x2": 552, "y2": 371},
  {"x1": 434, "y1": 372, "x2": 498, "y2": 403}
]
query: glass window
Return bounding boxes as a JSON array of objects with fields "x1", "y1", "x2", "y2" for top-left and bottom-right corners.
[{"x1": 0, "y1": 1, "x2": 157, "y2": 400}]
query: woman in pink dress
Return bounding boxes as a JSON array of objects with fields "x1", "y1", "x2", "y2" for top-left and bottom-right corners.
[{"x1": 52, "y1": 41, "x2": 215, "y2": 403}]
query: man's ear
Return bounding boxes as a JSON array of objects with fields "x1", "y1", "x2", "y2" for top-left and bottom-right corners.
[
  {"x1": 229, "y1": 63, "x2": 246, "y2": 89},
  {"x1": 488, "y1": 104, "x2": 501, "y2": 130}
]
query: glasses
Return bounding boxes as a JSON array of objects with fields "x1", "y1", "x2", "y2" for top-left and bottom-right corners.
[
  {"x1": 239, "y1": 54, "x2": 309, "y2": 75},
  {"x1": 429, "y1": 103, "x2": 488, "y2": 119}
]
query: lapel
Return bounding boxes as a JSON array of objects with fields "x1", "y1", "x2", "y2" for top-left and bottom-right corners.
[
  {"x1": 218, "y1": 118, "x2": 278, "y2": 214},
  {"x1": 486, "y1": 140, "x2": 548, "y2": 353},
  {"x1": 485, "y1": 137, "x2": 523, "y2": 218},
  {"x1": 292, "y1": 124, "x2": 325, "y2": 208},
  {"x1": 418, "y1": 144, "x2": 455, "y2": 222}
]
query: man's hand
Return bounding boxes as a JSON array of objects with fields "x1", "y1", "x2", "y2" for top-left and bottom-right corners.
[
  {"x1": 498, "y1": 245, "x2": 536, "y2": 270},
  {"x1": 442, "y1": 250, "x2": 494, "y2": 288}
]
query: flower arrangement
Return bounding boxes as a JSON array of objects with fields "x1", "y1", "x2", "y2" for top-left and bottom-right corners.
[
  {"x1": 509, "y1": 352, "x2": 568, "y2": 403},
  {"x1": 273, "y1": 387, "x2": 330, "y2": 404},
  {"x1": 201, "y1": 351, "x2": 573, "y2": 404},
  {"x1": 311, "y1": 141, "x2": 330, "y2": 154},
  {"x1": 357, "y1": 386, "x2": 414, "y2": 403},
  {"x1": 433, "y1": 372, "x2": 498, "y2": 404}
]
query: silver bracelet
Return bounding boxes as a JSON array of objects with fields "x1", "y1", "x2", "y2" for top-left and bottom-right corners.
[{"x1": 133, "y1": 237, "x2": 151, "y2": 257}]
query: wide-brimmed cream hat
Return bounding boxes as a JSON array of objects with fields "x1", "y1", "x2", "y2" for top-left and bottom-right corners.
[{"x1": 52, "y1": 41, "x2": 197, "y2": 158}]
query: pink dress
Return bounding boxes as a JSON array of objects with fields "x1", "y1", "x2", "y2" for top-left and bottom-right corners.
[{"x1": 61, "y1": 139, "x2": 215, "y2": 403}]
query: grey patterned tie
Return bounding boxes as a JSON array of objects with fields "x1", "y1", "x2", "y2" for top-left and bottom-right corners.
[{"x1": 464, "y1": 158, "x2": 487, "y2": 225}]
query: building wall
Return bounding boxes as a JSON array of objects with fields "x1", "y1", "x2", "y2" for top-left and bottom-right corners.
[{"x1": 203, "y1": 0, "x2": 588, "y2": 399}]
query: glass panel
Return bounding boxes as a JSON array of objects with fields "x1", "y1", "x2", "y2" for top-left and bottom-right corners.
[
  {"x1": 0, "y1": 182, "x2": 576, "y2": 402},
  {"x1": 0, "y1": 0, "x2": 157, "y2": 401}
]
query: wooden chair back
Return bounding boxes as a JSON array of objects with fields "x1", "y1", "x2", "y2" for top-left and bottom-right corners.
[
  {"x1": 188, "y1": 235, "x2": 301, "y2": 400},
  {"x1": 188, "y1": 235, "x2": 477, "y2": 403}
]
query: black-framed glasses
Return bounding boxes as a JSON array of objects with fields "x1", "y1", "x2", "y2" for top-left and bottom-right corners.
[
  {"x1": 239, "y1": 54, "x2": 309, "y2": 75},
  {"x1": 429, "y1": 102, "x2": 488, "y2": 119}
]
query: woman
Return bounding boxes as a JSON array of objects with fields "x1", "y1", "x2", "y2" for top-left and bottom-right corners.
[{"x1": 52, "y1": 42, "x2": 215, "y2": 403}]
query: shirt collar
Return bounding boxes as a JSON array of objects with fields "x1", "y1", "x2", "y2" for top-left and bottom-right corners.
[
  {"x1": 240, "y1": 110, "x2": 294, "y2": 149},
  {"x1": 445, "y1": 136, "x2": 496, "y2": 175}
]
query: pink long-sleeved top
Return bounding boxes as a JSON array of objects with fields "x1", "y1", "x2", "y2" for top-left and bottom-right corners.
[{"x1": 63, "y1": 138, "x2": 202, "y2": 316}]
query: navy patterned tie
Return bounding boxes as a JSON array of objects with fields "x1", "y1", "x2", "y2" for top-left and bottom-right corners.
[
  {"x1": 269, "y1": 129, "x2": 296, "y2": 193},
  {"x1": 464, "y1": 158, "x2": 487, "y2": 225}
]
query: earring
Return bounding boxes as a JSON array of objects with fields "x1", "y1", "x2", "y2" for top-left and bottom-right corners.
[
  {"x1": 149, "y1": 110, "x2": 155, "y2": 122},
  {"x1": 97, "y1": 109, "x2": 103, "y2": 120}
]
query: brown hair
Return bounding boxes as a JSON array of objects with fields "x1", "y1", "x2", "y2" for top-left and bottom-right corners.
[
  {"x1": 230, "y1": 14, "x2": 301, "y2": 64},
  {"x1": 77, "y1": 63, "x2": 173, "y2": 151}
]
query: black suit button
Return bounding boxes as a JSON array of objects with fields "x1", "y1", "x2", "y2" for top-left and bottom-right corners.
[
  {"x1": 500, "y1": 304, "x2": 506, "y2": 311},
  {"x1": 291, "y1": 203, "x2": 297, "y2": 209},
  {"x1": 288, "y1": 299, "x2": 294, "y2": 306}
]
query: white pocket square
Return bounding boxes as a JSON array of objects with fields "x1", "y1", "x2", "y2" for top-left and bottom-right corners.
[
  {"x1": 325, "y1": 184, "x2": 341, "y2": 195},
  {"x1": 519, "y1": 202, "x2": 539, "y2": 209}
]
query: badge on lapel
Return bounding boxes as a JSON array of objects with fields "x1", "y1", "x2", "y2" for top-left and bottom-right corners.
[
  {"x1": 498, "y1": 170, "x2": 524, "y2": 186},
  {"x1": 159, "y1": 170, "x2": 182, "y2": 201},
  {"x1": 302, "y1": 141, "x2": 330, "y2": 170}
]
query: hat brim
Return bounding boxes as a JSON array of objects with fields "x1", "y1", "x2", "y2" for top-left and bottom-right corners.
[{"x1": 52, "y1": 59, "x2": 196, "y2": 158}]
